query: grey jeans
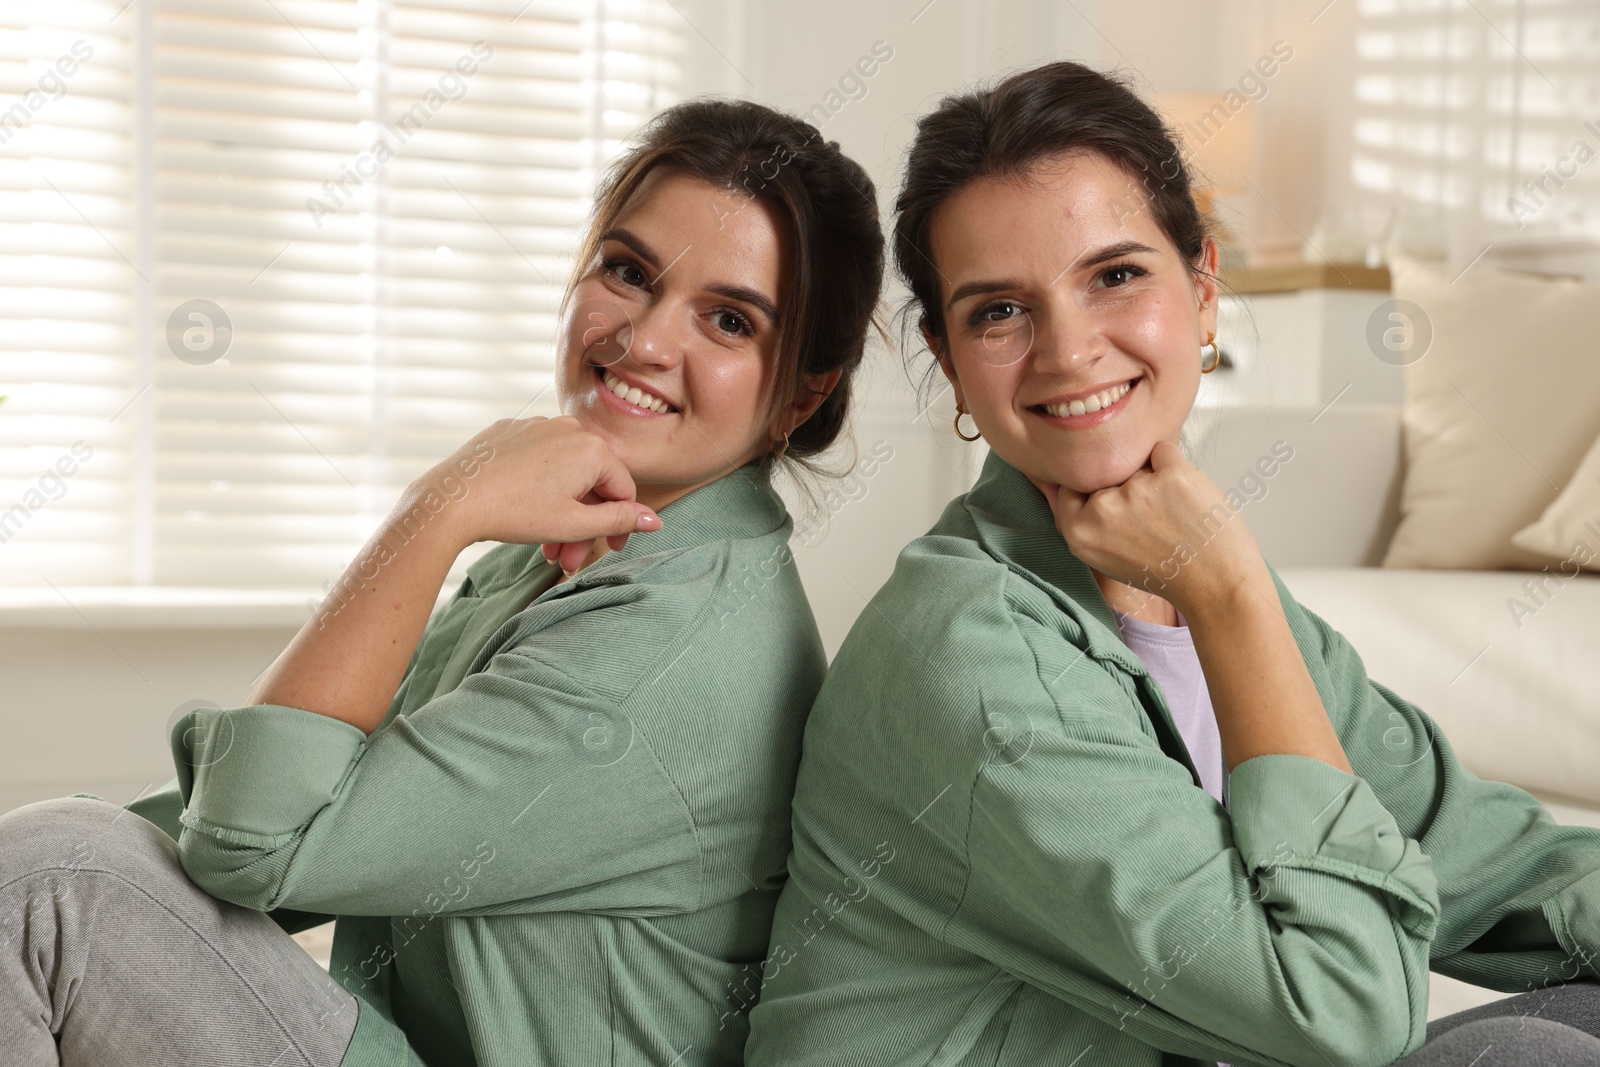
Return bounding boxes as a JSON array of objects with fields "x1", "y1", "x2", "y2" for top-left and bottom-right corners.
[
  {"x1": 0, "y1": 795, "x2": 363, "y2": 1066},
  {"x1": 1387, "y1": 981, "x2": 1600, "y2": 1066}
]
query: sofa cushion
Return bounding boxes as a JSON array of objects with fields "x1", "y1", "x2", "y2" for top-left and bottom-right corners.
[
  {"x1": 1383, "y1": 256, "x2": 1600, "y2": 571},
  {"x1": 1513, "y1": 428, "x2": 1600, "y2": 570},
  {"x1": 1186, "y1": 403, "x2": 1402, "y2": 567},
  {"x1": 1279, "y1": 566, "x2": 1600, "y2": 805}
]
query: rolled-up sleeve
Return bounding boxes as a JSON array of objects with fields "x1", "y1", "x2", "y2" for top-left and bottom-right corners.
[
  {"x1": 174, "y1": 707, "x2": 365, "y2": 851},
  {"x1": 1228, "y1": 753, "x2": 1440, "y2": 940},
  {"x1": 1285, "y1": 594, "x2": 1600, "y2": 995},
  {"x1": 169, "y1": 633, "x2": 703, "y2": 919}
]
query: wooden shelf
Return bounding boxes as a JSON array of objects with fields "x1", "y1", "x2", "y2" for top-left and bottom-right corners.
[{"x1": 1221, "y1": 261, "x2": 1391, "y2": 294}]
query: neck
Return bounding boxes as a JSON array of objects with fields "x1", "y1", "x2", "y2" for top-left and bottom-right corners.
[
  {"x1": 635, "y1": 480, "x2": 701, "y2": 516},
  {"x1": 634, "y1": 455, "x2": 763, "y2": 516},
  {"x1": 1093, "y1": 569, "x2": 1179, "y2": 627},
  {"x1": 567, "y1": 461, "x2": 756, "y2": 575},
  {"x1": 567, "y1": 537, "x2": 611, "y2": 574}
]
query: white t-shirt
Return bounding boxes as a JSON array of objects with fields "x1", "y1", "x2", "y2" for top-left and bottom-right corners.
[{"x1": 1111, "y1": 607, "x2": 1226, "y2": 805}]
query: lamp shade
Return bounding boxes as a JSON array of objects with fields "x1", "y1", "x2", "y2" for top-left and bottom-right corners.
[{"x1": 1151, "y1": 91, "x2": 1257, "y2": 196}]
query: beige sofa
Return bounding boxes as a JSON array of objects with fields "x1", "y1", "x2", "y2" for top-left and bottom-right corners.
[{"x1": 1189, "y1": 402, "x2": 1600, "y2": 1017}]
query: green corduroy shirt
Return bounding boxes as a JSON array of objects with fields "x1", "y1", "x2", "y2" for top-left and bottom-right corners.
[
  {"x1": 743, "y1": 448, "x2": 1600, "y2": 1067},
  {"x1": 107, "y1": 460, "x2": 826, "y2": 1067}
]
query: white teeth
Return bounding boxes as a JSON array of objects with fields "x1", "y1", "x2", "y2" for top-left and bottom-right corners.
[
  {"x1": 1044, "y1": 379, "x2": 1133, "y2": 418},
  {"x1": 601, "y1": 369, "x2": 671, "y2": 413}
]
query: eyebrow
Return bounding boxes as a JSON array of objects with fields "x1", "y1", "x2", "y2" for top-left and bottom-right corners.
[
  {"x1": 1077, "y1": 240, "x2": 1160, "y2": 270},
  {"x1": 601, "y1": 227, "x2": 659, "y2": 269},
  {"x1": 943, "y1": 240, "x2": 1162, "y2": 312},
  {"x1": 945, "y1": 277, "x2": 1022, "y2": 313},
  {"x1": 708, "y1": 283, "x2": 780, "y2": 326},
  {"x1": 600, "y1": 227, "x2": 780, "y2": 326}
]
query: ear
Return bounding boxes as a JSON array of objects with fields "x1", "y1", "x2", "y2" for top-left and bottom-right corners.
[
  {"x1": 777, "y1": 365, "x2": 844, "y2": 439},
  {"x1": 922, "y1": 318, "x2": 966, "y2": 411},
  {"x1": 1195, "y1": 236, "x2": 1221, "y2": 342}
]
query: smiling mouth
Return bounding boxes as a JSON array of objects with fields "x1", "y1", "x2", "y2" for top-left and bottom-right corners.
[
  {"x1": 592, "y1": 362, "x2": 677, "y2": 415},
  {"x1": 1030, "y1": 377, "x2": 1140, "y2": 421}
]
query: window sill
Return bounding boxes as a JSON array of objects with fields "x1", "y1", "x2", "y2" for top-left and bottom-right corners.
[{"x1": 0, "y1": 586, "x2": 457, "y2": 630}]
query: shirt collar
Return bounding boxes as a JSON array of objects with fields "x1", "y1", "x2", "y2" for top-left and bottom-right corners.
[
  {"x1": 959, "y1": 448, "x2": 1309, "y2": 796},
  {"x1": 465, "y1": 458, "x2": 790, "y2": 596},
  {"x1": 959, "y1": 447, "x2": 1149, "y2": 677}
]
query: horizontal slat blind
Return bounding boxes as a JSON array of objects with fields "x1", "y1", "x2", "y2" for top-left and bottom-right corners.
[
  {"x1": 0, "y1": 2, "x2": 136, "y2": 584},
  {"x1": 0, "y1": 0, "x2": 681, "y2": 591},
  {"x1": 1352, "y1": 0, "x2": 1600, "y2": 260}
]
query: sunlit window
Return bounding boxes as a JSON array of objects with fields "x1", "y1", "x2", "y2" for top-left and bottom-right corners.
[
  {"x1": 0, "y1": 0, "x2": 681, "y2": 589},
  {"x1": 1351, "y1": 0, "x2": 1600, "y2": 258}
]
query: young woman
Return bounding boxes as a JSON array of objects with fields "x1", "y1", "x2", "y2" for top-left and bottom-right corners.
[
  {"x1": 0, "y1": 98, "x2": 885, "y2": 1066},
  {"x1": 743, "y1": 62, "x2": 1600, "y2": 1067}
]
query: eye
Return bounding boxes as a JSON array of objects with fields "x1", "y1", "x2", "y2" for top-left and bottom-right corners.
[
  {"x1": 710, "y1": 307, "x2": 755, "y2": 337},
  {"x1": 1098, "y1": 263, "x2": 1147, "y2": 289},
  {"x1": 603, "y1": 257, "x2": 649, "y2": 289},
  {"x1": 969, "y1": 300, "x2": 1023, "y2": 327}
]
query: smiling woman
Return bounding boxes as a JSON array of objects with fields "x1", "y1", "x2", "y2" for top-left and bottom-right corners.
[
  {"x1": 554, "y1": 168, "x2": 798, "y2": 525},
  {"x1": 745, "y1": 60, "x2": 1600, "y2": 1067},
  {"x1": 0, "y1": 98, "x2": 885, "y2": 1067},
  {"x1": 923, "y1": 150, "x2": 1217, "y2": 501}
]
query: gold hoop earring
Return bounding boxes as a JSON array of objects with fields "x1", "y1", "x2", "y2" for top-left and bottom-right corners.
[
  {"x1": 1200, "y1": 331, "x2": 1222, "y2": 374},
  {"x1": 953, "y1": 403, "x2": 982, "y2": 442},
  {"x1": 771, "y1": 431, "x2": 790, "y2": 456}
]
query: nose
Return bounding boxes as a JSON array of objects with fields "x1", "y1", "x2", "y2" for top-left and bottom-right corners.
[
  {"x1": 622, "y1": 299, "x2": 687, "y2": 373},
  {"x1": 1028, "y1": 296, "x2": 1102, "y2": 376}
]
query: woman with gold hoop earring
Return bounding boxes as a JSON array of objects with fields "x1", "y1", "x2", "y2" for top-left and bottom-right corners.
[{"x1": 747, "y1": 57, "x2": 1600, "y2": 1067}]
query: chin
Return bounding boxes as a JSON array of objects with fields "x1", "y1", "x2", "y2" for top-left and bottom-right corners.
[
  {"x1": 575, "y1": 415, "x2": 642, "y2": 461},
  {"x1": 1023, "y1": 447, "x2": 1141, "y2": 497}
]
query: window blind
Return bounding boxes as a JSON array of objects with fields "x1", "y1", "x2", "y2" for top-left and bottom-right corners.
[
  {"x1": 1351, "y1": 0, "x2": 1600, "y2": 264},
  {"x1": 0, "y1": 1, "x2": 135, "y2": 585},
  {"x1": 0, "y1": 0, "x2": 681, "y2": 593}
]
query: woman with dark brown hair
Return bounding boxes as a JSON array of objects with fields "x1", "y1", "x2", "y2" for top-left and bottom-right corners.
[
  {"x1": 744, "y1": 61, "x2": 1600, "y2": 1067},
  {"x1": 0, "y1": 98, "x2": 884, "y2": 1067}
]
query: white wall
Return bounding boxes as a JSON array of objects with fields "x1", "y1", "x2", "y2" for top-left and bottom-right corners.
[
  {"x1": 1, "y1": 623, "x2": 295, "y2": 813},
  {"x1": 676, "y1": 0, "x2": 1366, "y2": 260}
]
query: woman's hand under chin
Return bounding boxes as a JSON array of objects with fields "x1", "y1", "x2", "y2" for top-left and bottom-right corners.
[
  {"x1": 1033, "y1": 440, "x2": 1270, "y2": 615},
  {"x1": 418, "y1": 414, "x2": 662, "y2": 574}
]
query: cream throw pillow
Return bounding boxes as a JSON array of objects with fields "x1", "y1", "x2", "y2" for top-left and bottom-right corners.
[
  {"x1": 1383, "y1": 256, "x2": 1600, "y2": 571},
  {"x1": 1512, "y1": 429, "x2": 1600, "y2": 567}
]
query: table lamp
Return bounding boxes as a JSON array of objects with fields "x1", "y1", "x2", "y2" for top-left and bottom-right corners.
[{"x1": 1150, "y1": 91, "x2": 1257, "y2": 267}]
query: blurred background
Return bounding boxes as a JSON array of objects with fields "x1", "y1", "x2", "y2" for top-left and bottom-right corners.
[{"x1": 4, "y1": 0, "x2": 1599, "y2": 1016}]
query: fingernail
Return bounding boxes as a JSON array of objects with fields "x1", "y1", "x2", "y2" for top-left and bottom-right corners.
[{"x1": 635, "y1": 511, "x2": 660, "y2": 531}]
